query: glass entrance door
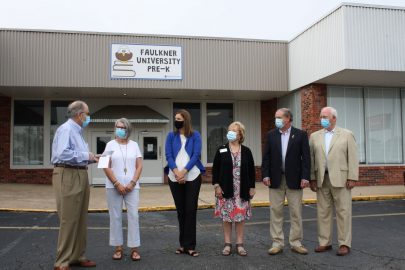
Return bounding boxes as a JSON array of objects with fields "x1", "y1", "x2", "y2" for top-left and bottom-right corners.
[{"x1": 138, "y1": 131, "x2": 163, "y2": 184}]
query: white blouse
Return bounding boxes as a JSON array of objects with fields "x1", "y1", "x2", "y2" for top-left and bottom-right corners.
[
  {"x1": 104, "y1": 140, "x2": 142, "y2": 189},
  {"x1": 168, "y1": 134, "x2": 200, "y2": 182}
]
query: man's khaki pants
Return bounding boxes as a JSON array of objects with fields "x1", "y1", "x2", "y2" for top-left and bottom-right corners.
[
  {"x1": 316, "y1": 173, "x2": 352, "y2": 248},
  {"x1": 52, "y1": 167, "x2": 90, "y2": 268},
  {"x1": 269, "y1": 175, "x2": 304, "y2": 248}
]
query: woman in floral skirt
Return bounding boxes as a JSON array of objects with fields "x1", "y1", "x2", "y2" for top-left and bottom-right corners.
[{"x1": 212, "y1": 121, "x2": 256, "y2": 256}]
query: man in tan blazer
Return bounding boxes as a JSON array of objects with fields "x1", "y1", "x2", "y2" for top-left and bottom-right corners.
[{"x1": 309, "y1": 106, "x2": 359, "y2": 256}]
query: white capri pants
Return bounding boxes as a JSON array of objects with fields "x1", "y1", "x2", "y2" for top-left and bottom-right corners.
[{"x1": 106, "y1": 188, "x2": 140, "y2": 248}]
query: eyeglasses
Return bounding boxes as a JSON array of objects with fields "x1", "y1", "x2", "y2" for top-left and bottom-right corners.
[
  {"x1": 115, "y1": 126, "x2": 126, "y2": 129},
  {"x1": 82, "y1": 111, "x2": 90, "y2": 116}
]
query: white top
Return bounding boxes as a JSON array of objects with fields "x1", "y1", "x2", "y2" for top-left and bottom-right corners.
[
  {"x1": 104, "y1": 140, "x2": 142, "y2": 189},
  {"x1": 324, "y1": 128, "x2": 335, "y2": 170},
  {"x1": 168, "y1": 134, "x2": 200, "y2": 182},
  {"x1": 279, "y1": 127, "x2": 291, "y2": 172}
]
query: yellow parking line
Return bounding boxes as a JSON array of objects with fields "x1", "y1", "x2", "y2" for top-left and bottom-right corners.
[{"x1": 0, "y1": 195, "x2": 404, "y2": 213}]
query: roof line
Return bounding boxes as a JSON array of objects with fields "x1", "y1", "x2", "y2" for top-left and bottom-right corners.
[{"x1": 0, "y1": 27, "x2": 288, "y2": 44}]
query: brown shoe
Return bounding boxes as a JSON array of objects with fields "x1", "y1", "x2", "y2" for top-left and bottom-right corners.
[
  {"x1": 268, "y1": 246, "x2": 283, "y2": 255},
  {"x1": 291, "y1": 245, "x2": 308, "y2": 255},
  {"x1": 70, "y1": 260, "x2": 96, "y2": 267},
  {"x1": 54, "y1": 267, "x2": 71, "y2": 270},
  {"x1": 112, "y1": 246, "x2": 123, "y2": 260},
  {"x1": 337, "y1": 245, "x2": 350, "y2": 256},
  {"x1": 314, "y1": 245, "x2": 332, "y2": 252}
]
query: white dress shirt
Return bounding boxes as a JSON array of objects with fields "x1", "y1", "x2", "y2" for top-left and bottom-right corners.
[
  {"x1": 280, "y1": 127, "x2": 291, "y2": 172},
  {"x1": 324, "y1": 128, "x2": 335, "y2": 170}
]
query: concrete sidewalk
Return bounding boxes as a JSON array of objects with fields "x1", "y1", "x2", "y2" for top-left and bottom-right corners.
[{"x1": 0, "y1": 183, "x2": 404, "y2": 212}]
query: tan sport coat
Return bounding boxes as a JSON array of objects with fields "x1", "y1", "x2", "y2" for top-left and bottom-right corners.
[{"x1": 310, "y1": 126, "x2": 359, "y2": 187}]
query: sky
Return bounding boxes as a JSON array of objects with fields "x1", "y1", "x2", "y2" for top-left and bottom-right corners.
[{"x1": 1, "y1": 0, "x2": 405, "y2": 40}]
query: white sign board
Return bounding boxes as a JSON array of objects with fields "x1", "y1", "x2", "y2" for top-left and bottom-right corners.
[{"x1": 110, "y1": 44, "x2": 182, "y2": 80}]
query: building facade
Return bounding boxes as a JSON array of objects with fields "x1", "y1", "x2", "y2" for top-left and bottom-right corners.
[{"x1": 1, "y1": 3, "x2": 404, "y2": 185}]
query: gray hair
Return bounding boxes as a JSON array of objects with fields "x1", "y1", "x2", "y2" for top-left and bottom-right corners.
[
  {"x1": 277, "y1": 108, "x2": 293, "y2": 122},
  {"x1": 322, "y1": 106, "x2": 338, "y2": 119},
  {"x1": 67, "y1": 100, "x2": 87, "y2": 118},
  {"x1": 115, "y1": 118, "x2": 132, "y2": 139}
]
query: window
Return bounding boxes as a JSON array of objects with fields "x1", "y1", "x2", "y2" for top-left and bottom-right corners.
[
  {"x1": 207, "y1": 103, "x2": 233, "y2": 163},
  {"x1": 50, "y1": 101, "x2": 71, "y2": 157},
  {"x1": 327, "y1": 86, "x2": 365, "y2": 163},
  {"x1": 173, "y1": 103, "x2": 201, "y2": 133},
  {"x1": 327, "y1": 86, "x2": 403, "y2": 164},
  {"x1": 13, "y1": 101, "x2": 44, "y2": 165},
  {"x1": 365, "y1": 88, "x2": 402, "y2": 163}
]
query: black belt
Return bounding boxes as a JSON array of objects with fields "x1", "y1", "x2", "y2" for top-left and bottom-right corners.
[{"x1": 54, "y1": 164, "x2": 88, "y2": 170}]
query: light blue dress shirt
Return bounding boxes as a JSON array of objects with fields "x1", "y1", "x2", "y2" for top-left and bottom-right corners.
[{"x1": 51, "y1": 119, "x2": 90, "y2": 166}]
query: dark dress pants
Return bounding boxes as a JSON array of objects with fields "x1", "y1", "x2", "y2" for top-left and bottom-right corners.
[{"x1": 169, "y1": 175, "x2": 202, "y2": 250}]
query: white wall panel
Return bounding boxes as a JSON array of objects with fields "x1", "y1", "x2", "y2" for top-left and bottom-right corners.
[
  {"x1": 345, "y1": 6, "x2": 405, "y2": 71},
  {"x1": 289, "y1": 7, "x2": 345, "y2": 90}
]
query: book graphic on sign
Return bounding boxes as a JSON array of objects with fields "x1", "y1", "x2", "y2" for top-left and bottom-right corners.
[{"x1": 112, "y1": 46, "x2": 136, "y2": 77}]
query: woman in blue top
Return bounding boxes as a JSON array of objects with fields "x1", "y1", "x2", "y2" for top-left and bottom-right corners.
[{"x1": 165, "y1": 109, "x2": 205, "y2": 257}]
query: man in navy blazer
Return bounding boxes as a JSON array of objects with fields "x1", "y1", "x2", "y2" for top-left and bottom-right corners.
[{"x1": 262, "y1": 108, "x2": 310, "y2": 255}]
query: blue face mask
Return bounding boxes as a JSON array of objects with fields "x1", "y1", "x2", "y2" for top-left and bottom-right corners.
[
  {"x1": 321, "y1": 118, "x2": 330, "y2": 129},
  {"x1": 82, "y1": 115, "x2": 91, "y2": 128},
  {"x1": 115, "y1": 128, "x2": 126, "y2": 138},
  {"x1": 226, "y1": 131, "x2": 237, "y2": 142},
  {"x1": 275, "y1": 118, "x2": 284, "y2": 129}
]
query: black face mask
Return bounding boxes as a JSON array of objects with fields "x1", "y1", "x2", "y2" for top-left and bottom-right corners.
[{"x1": 174, "y1": 120, "x2": 184, "y2": 129}]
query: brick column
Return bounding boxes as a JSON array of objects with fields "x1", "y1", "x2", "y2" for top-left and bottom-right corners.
[
  {"x1": 300, "y1": 83, "x2": 327, "y2": 136},
  {"x1": 261, "y1": 98, "x2": 278, "y2": 151},
  {"x1": 0, "y1": 96, "x2": 12, "y2": 182}
]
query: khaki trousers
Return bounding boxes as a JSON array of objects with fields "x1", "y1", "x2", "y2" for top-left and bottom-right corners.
[
  {"x1": 316, "y1": 173, "x2": 352, "y2": 247},
  {"x1": 269, "y1": 175, "x2": 304, "y2": 248},
  {"x1": 52, "y1": 167, "x2": 90, "y2": 267}
]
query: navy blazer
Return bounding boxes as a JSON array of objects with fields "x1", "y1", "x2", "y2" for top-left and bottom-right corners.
[
  {"x1": 261, "y1": 126, "x2": 310, "y2": 189},
  {"x1": 165, "y1": 131, "x2": 205, "y2": 174}
]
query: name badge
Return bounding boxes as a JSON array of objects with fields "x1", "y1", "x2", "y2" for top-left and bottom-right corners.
[{"x1": 219, "y1": 148, "x2": 228, "y2": 153}]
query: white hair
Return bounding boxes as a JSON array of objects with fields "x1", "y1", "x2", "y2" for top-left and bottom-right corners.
[{"x1": 322, "y1": 106, "x2": 338, "y2": 119}]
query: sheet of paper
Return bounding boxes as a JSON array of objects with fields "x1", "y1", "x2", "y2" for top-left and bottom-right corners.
[
  {"x1": 147, "y1": 144, "x2": 154, "y2": 152},
  {"x1": 98, "y1": 155, "x2": 110, "y2": 168}
]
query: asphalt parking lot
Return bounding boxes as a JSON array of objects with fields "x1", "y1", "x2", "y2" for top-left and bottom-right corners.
[{"x1": 1, "y1": 199, "x2": 405, "y2": 270}]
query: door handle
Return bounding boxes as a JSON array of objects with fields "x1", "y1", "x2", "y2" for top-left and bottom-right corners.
[{"x1": 158, "y1": 146, "x2": 162, "y2": 159}]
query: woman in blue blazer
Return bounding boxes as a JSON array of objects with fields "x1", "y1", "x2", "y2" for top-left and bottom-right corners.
[{"x1": 165, "y1": 109, "x2": 205, "y2": 257}]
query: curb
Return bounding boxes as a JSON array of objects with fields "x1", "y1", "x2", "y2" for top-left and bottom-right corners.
[{"x1": 1, "y1": 195, "x2": 404, "y2": 213}]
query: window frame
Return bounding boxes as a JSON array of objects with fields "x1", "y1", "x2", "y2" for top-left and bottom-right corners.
[
  {"x1": 327, "y1": 85, "x2": 405, "y2": 165},
  {"x1": 10, "y1": 98, "x2": 73, "y2": 169},
  {"x1": 171, "y1": 100, "x2": 234, "y2": 165}
]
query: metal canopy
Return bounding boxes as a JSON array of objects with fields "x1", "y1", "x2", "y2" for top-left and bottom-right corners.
[{"x1": 91, "y1": 105, "x2": 169, "y2": 124}]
